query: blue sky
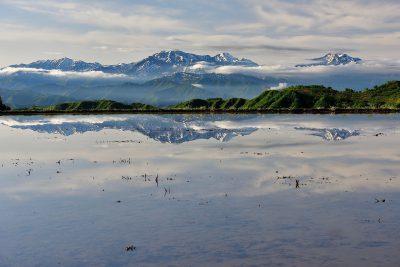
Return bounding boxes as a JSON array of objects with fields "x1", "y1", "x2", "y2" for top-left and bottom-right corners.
[{"x1": 0, "y1": 0, "x2": 399, "y2": 66}]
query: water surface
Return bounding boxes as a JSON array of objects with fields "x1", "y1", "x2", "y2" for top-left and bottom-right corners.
[{"x1": 0, "y1": 114, "x2": 399, "y2": 266}]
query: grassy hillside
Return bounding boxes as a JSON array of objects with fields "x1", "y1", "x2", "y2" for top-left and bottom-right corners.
[
  {"x1": 172, "y1": 81, "x2": 400, "y2": 110},
  {"x1": 173, "y1": 97, "x2": 247, "y2": 110},
  {"x1": 30, "y1": 100, "x2": 156, "y2": 112}
]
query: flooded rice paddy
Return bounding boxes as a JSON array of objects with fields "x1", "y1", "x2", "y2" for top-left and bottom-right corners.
[{"x1": 0, "y1": 114, "x2": 400, "y2": 267}]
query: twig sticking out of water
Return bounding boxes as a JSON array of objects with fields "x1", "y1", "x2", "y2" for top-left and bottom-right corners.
[
  {"x1": 126, "y1": 245, "x2": 136, "y2": 251},
  {"x1": 163, "y1": 187, "x2": 171, "y2": 197}
]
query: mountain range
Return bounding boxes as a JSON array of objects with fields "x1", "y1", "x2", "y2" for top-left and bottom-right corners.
[
  {"x1": 11, "y1": 50, "x2": 258, "y2": 79},
  {"x1": 11, "y1": 58, "x2": 103, "y2": 72},
  {"x1": 1, "y1": 50, "x2": 398, "y2": 108},
  {"x1": 0, "y1": 50, "x2": 274, "y2": 108},
  {"x1": 9, "y1": 52, "x2": 361, "y2": 75}
]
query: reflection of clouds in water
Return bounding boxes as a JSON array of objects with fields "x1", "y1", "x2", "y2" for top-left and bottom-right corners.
[
  {"x1": 0, "y1": 115, "x2": 128, "y2": 126},
  {"x1": 0, "y1": 115, "x2": 257, "y2": 144},
  {"x1": 1, "y1": 114, "x2": 400, "y2": 267},
  {"x1": 0, "y1": 114, "x2": 399, "y2": 199}
]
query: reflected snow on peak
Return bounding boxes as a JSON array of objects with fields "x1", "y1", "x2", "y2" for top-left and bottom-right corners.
[
  {"x1": 295, "y1": 127, "x2": 360, "y2": 141},
  {"x1": 0, "y1": 115, "x2": 258, "y2": 144}
]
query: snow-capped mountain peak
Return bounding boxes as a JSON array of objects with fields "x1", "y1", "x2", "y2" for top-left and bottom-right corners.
[
  {"x1": 150, "y1": 50, "x2": 211, "y2": 65},
  {"x1": 11, "y1": 57, "x2": 103, "y2": 72},
  {"x1": 213, "y1": 52, "x2": 258, "y2": 67},
  {"x1": 214, "y1": 52, "x2": 237, "y2": 63},
  {"x1": 315, "y1": 53, "x2": 361, "y2": 65},
  {"x1": 295, "y1": 53, "x2": 362, "y2": 67},
  {"x1": 123, "y1": 50, "x2": 258, "y2": 79},
  {"x1": 142, "y1": 50, "x2": 257, "y2": 67}
]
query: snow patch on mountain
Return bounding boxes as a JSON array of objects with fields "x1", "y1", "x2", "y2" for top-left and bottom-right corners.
[
  {"x1": 11, "y1": 57, "x2": 103, "y2": 72},
  {"x1": 295, "y1": 127, "x2": 360, "y2": 141},
  {"x1": 7, "y1": 50, "x2": 258, "y2": 80},
  {"x1": 296, "y1": 53, "x2": 362, "y2": 67}
]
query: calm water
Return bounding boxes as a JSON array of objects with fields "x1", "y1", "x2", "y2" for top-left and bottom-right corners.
[{"x1": 0, "y1": 114, "x2": 400, "y2": 267}]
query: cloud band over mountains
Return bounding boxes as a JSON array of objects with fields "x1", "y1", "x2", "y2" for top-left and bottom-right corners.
[
  {"x1": 1, "y1": 56, "x2": 398, "y2": 91},
  {"x1": 0, "y1": 67, "x2": 128, "y2": 79}
]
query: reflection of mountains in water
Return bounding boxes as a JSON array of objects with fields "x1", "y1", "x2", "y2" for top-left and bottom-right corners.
[
  {"x1": 295, "y1": 127, "x2": 360, "y2": 141},
  {"x1": 6, "y1": 115, "x2": 257, "y2": 144}
]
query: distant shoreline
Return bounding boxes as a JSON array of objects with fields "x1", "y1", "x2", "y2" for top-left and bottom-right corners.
[{"x1": 1, "y1": 108, "x2": 399, "y2": 116}]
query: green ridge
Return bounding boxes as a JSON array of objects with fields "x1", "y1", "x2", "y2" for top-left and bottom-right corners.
[
  {"x1": 29, "y1": 100, "x2": 156, "y2": 112},
  {"x1": 172, "y1": 81, "x2": 400, "y2": 110},
  {"x1": 2, "y1": 81, "x2": 399, "y2": 112}
]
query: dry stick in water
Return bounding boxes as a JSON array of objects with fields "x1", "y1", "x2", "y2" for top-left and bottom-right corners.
[{"x1": 125, "y1": 245, "x2": 136, "y2": 251}]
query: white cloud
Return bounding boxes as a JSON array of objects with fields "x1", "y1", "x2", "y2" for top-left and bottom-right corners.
[
  {"x1": 270, "y1": 83, "x2": 288, "y2": 90},
  {"x1": 249, "y1": 0, "x2": 400, "y2": 33},
  {"x1": 185, "y1": 60, "x2": 399, "y2": 89},
  {"x1": 4, "y1": 0, "x2": 189, "y2": 33},
  {"x1": 192, "y1": 83, "x2": 204, "y2": 88},
  {"x1": 116, "y1": 47, "x2": 137, "y2": 53},
  {"x1": 0, "y1": 116, "x2": 128, "y2": 127},
  {"x1": 0, "y1": 67, "x2": 127, "y2": 79},
  {"x1": 0, "y1": 0, "x2": 398, "y2": 67},
  {"x1": 93, "y1": 46, "x2": 108, "y2": 51},
  {"x1": 208, "y1": 60, "x2": 400, "y2": 77},
  {"x1": 210, "y1": 64, "x2": 284, "y2": 76}
]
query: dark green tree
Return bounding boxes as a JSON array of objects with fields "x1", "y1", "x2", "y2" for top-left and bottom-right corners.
[{"x1": 0, "y1": 96, "x2": 10, "y2": 111}]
